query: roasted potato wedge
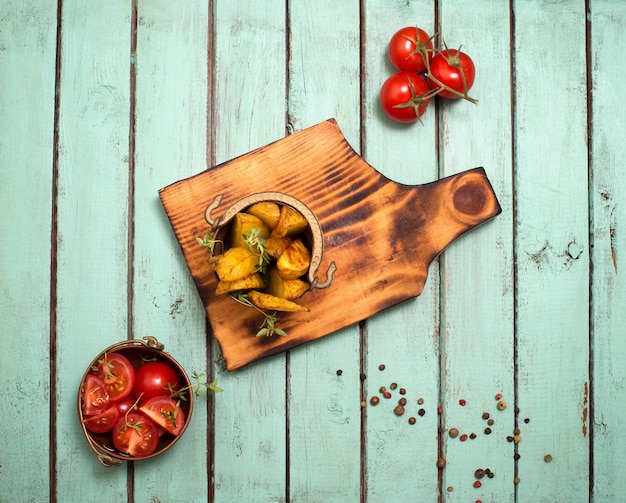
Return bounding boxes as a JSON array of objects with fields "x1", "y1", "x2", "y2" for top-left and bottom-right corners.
[
  {"x1": 276, "y1": 239, "x2": 311, "y2": 279},
  {"x1": 246, "y1": 202, "x2": 281, "y2": 229},
  {"x1": 248, "y1": 290, "x2": 310, "y2": 313},
  {"x1": 270, "y1": 205, "x2": 308, "y2": 238},
  {"x1": 264, "y1": 236, "x2": 293, "y2": 259},
  {"x1": 229, "y1": 213, "x2": 269, "y2": 249},
  {"x1": 216, "y1": 273, "x2": 266, "y2": 296},
  {"x1": 266, "y1": 266, "x2": 309, "y2": 300},
  {"x1": 212, "y1": 247, "x2": 258, "y2": 281}
]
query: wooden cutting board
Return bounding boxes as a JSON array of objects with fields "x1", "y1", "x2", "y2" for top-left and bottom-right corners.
[{"x1": 159, "y1": 119, "x2": 501, "y2": 370}]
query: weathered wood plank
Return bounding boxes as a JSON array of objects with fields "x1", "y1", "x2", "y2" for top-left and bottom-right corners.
[
  {"x1": 131, "y1": 0, "x2": 209, "y2": 500},
  {"x1": 589, "y1": 1, "x2": 626, "y2": 499},
  {"x1": 53, "y1": 0, "x2": 131, "y2": 499},
  {"x1": 210, "y1": 2, "x2": 289, "y2": 501},
  {"x1": 0, "y1": 1, "x2": 57, "y2": 501},
  {"x1": 513, "y1": 0, "x2": 590, "y2": 499},
  {"x1": 438, "y1": 0, "x2": 516, "y2": 500},
  {"x1": 362, "y1": 1, "x2": 441, "y2": 500},
  {"x1": 286, "y1": 1, "x2": 362, "y2": 500}
]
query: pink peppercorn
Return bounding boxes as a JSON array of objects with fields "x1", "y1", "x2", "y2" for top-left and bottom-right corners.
[
  {"x1": 383, "y1": 391, "x2": 392, "y2": 399},
  {"x1": 459, "y1": 399, "x2": 466, "y2": 406},
  {"x1": 495, "y1": 393, "x2": 502, "y2": 400},
  {"x1": 460, "y1": 434, "x2": 468, "y2": 441},
  {"x1": 473, "y1": 481, "x2": 482, "y2": 488}
]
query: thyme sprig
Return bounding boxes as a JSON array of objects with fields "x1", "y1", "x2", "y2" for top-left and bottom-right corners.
[
  {"x1": 242, "y1": 227, "x2": 271, "y2": 273},
  {"x1": 169, "y1": 372, "x2": 223, "y2": 401},
  {"x1": 236, "y1": 293, "x2": 288, "y2": 337},
  {"x1": 196, "y1": 230, "x2": 222, "y2": 254}
]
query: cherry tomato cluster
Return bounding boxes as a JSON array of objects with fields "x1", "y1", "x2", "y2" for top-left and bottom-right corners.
[
  {"x1": 80, "y1": 353, "x2": 186, "y2": 458},
  {"x1": 380, "y1": 26, "x2": 477, "y2": 123}
]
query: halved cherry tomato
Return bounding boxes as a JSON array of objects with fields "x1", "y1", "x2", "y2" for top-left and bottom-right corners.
[
  {"x1": 91, "y1": 352, "x2": 135, "y2": 402},
  {"x1": 83, "y1": 405, "x2": 120, "y2": 433},
  {"x1": 133, "y1": 361, "x2": 180, "y2": 402},
  {"x1": 140, "y1": 396, "x2": 186, "y2": 436},
  {"x1": 81, "y1": 374, "x2": 110, "y2": 416},
  {"x1": 112, "y1": 412, "x2": 158, "y2": 457}
]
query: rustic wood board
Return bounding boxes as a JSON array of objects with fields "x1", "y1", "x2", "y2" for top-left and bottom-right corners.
[{"x1": 159, "y1": 119, "x2": 501, "y2": 370}]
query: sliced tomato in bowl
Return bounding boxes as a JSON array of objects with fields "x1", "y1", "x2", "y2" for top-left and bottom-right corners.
[
  {"x1": 112, "y1": 412, "x2": 158, "y2": 458},
  {"x1": 83, "y1": 405, "x2": 120, "y2": 433},
  {"x1": 91, "y1": 352, "x2": 135, "y2": 402},
  {"x1": 140, "y1": 396, "x2": 186, "y2": 436},
  {"x1": 81, "y1": 374, "x2": 110, "y2": 416}
]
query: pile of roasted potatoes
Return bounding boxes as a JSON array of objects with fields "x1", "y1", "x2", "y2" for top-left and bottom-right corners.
[{"x1": 207, "y1": 201, "x2": 313, "y2": 314}]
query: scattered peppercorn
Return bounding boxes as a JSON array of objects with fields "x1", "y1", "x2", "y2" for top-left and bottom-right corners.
[
  {"x1": 497, "y1": 400, "x2": 507, "y2": 411},
  {"x1": 514, "y1": 435, "x2": 521, "y2": 443},
  {"x1": 524, "y1": 417, "x2": 530, "y2": 424},
  {"x1": 437, "y1": 457, "x2": 446, "y2": 468},
  {"x1": 398, "y1": 397, "x2": 407, "y2": 406},
  {"x1": 459, "y1": 399, "x2": 467, "y2": 406},
  {"x1": 394, "y1": 405, "x2": 405, "y2": 416},
  {"x1": 408, "y1": 416, "x2": 416, "y2": 425},
  {"x1": 418, "y1": 408, "x2": 426, "y2": 416},
  {"x1": 360, "y1": 401, "x2": 367, "y2": 408},
  {"x1": 487, "y1": 418, "x2": 495, "y2": 426},
  {"x1": 379, "y1": 386, "x2": 387, "y2": 393},
  {"x1": 399, "y1": 387, "x2": 406, "y2": 395},
  {"x1": 336, "y1": 369, "x2": 342, "y2": 376},
  {"x1": 417, "y1": 397, "x2": 424, "y2": 405},
  {"x1": 514, "y1": 477, "x2": 520, "y2": 484},
  {"x1": 514, "y1": 406, "x2": 520, "y2": 414},
  {"x1": 449, "y1": 428, "x2": 459, "y2": 438},
  {"x1": 470, "y1": 433, "x2": 477, "y2": 439},
  {"x1": 360, "y1": 373, "x2": 366, "y2": 381},
  {"x1": 370, "y1": 396, "x2": 380, "y2": 406},
  {"x1": 544, "y1": 454, "x2": 553, "y2": 463},
  {"x1": 447, "y1": 486, "x2": 454, "y2": 492},
  {"x1": 514, "y1": 453, "x2": 520, "y2": 460},
  {"x1": 482, "y1": 412, "x2": 490, "y2": 420},
  {"x1": 475, "y1": 469, "x2": 485, "y2": 479},
  {"x1": 378, "y1": 364, "x2": 385, "y2": 371},
  {"x1": 495, "y1": 393, "x2": 502, "y2": 400},
  {"x1": 383, "y1": 391, "x2": 392, "y2": 399},
  {"x1": 513, "y1": 428, "x2": 520, "y2": 435},
  {"x1": 390, "y1": 382, "x2": 398, "y2": 390},
  {"x1": 486, "y1": 470, "x2": 494, "y2": 479},
  {"x1": 460, "y1": 434, "x2": 468, "y2": 441},
  {"x1": 473, "y1": 481, "x2": 482, "y2": 488},
  {"x1": 507, "y1": 436, "x2": 514, "y2": 442},
  {"x1": 484, "y1": 427, "x2": 492, "y2": 435},
  {"x1": 437, "y1": 406, "x2": 443, "y2": 414}
]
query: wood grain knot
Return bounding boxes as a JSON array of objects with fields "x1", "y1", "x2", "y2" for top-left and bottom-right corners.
[{"x1": 453, "y1": 181, "x2": 487, "y2": 216}]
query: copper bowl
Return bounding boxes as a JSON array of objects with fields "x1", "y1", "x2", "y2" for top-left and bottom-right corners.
[{"x1": 77, "y1": 336, "x2": 194, "y2": 466}]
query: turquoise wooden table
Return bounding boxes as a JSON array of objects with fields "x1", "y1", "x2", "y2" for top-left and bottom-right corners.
[{"x1": 1, "y1": 1, "x2": 625, "y2": 501}]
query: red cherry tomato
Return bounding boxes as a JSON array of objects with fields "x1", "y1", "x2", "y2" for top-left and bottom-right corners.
[
  {"x1": 81, "y1": 374, "x2": 110, "y2": 416},
  {"x1": 133, "y1": 361, "x2": 180, "y2": 402},
  {"x1": 112, "y1": 412, "x2": 159, "y2": 457},
  {"x1": 428, "y1": 48, "x2": 476, "y2": 99},
  {"x1": 140, "y1": 396, "x2": 186, "y2": 436},
  {"x1": 380, "y1": 71, "x2": 432, "y2": 123},
  {"x1": 388, "y1": 26, "x2": 434, "y2": 73},
  {"x1": 115, "y1": 393, "x2": 138, "y2": 414},
  {"x1": 82, "y1": 405, "x2": 120, "y2": 433},
  {"x1": 91, "y1": 352, "x2": 135, "y2": 402}
]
